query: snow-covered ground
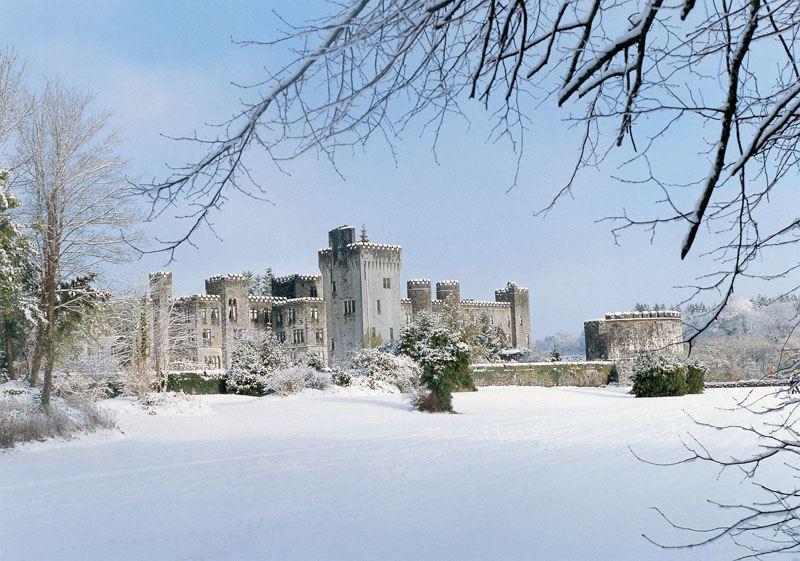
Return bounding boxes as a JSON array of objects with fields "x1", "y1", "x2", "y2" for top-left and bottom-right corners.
[{"x1": 0, "y1": 386, "x2": 783, "y2": 560}]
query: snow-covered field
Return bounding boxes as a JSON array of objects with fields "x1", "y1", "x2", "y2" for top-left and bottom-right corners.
[{"x1": 0, "y1": 386, "x2": 782, "y2": 560}]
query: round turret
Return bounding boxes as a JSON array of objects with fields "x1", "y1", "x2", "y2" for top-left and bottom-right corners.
[
  {"x1": 436, "y1": 280, "x2": 460, "y2": 303},
  {"x1": 407, "y1": 279, "x2": 432, "y2": 316}
]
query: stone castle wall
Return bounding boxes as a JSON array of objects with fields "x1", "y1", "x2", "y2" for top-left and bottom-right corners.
[
  {"x1": 584, "y1": 311, "x2": 684, "y2": 381},
  {"x1": 471, "y1": 361, "x2": 615, "y2": 387}
]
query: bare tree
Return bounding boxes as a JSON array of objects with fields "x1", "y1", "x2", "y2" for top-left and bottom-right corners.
[
  {"x1": 0, "y1": 46, "x2": 27, "y2": 157},
  {"x1": 16, "y1": 82, "x2": 138, "y2": 406}
]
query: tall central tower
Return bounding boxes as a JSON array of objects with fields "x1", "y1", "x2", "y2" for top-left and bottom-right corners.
[{"x1": 318, "y1": 225, "x2": 402, "y2": 363}]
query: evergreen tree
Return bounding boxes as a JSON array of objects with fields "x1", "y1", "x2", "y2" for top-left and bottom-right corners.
[
  {"x1": 0, "y1": 171, "x2": 37, "y2": 380},
  {"x1": 396, "y1": 312, "x2": 472, "y2": 412}
]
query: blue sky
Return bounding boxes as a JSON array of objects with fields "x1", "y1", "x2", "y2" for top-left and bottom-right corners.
[{"x1": 6, "y1": 1, "x2": 793, "y2": 337}]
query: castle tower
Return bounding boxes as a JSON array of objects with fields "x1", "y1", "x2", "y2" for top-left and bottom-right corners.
[
  {"x1": 495, "y1": 282, "x2": 531, "y2": 349},
  {"x1": 205, "y1": 274, "x2": 250, "y2": 368},
  {"x1": 319, "y1": 225, "x2": 402, "y2": 363},
  {"x1": 435, "y1": 280, "x2": 460, "y2": 304},
  {"x1": 407, "y1": 279, "x2": 432, "y2": 317},
  {"x1": 149, "y1": 272, "x2": 173, "y2": 375},
  {"x1": 584, "y1": 310, "x2": 684, "y2": 381}
]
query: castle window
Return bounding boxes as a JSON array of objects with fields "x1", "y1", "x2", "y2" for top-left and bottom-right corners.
[
  {"x1": 390, "y1": 327, "x2": 394, "y2": 342},
  {"x1": 331, "y1": 280, "x2": 336, "y2": 293},
  {"x1": 201, "y1": 308, "x2": 208, "y2": 320},
  {"x1": 383, "y1": 278, "x2": 391, "y2": 289},
  {"x1": 276, "y1": 331, "x2": 286, "y2": 343},
  {"x1": 202, "y1": 329, "x2": 211, "y2": 345},
  {"x1": 276, "y1": 312, "x2": 283, "y2": 326},
  {"x1": 311, "y1": 307, "x2": 319, "y2": 322},
  {"x1": 310, "y1": 286, "x2": 318, "y2": 297},
  {"x1": 228, "y1": 298, "x2": 238, "y2": 321},
  {"x1": 376, "y1": 300, "x2": 381, "y2": 315},
  {"x1": 250, "y1": 309, "x2": 258, "y2": 321},
  {"x1": 331, "y1": 339, "x2": 335, "y2": 352},
  {"x1": 211, "y1": 308, "x2": 219, "y2": 321},
  {"x1": 315, "y1": 329, "x2": 324, "y2": 343},
  {"x1": 345, "y1": 300, "x2": 356, "y2": 315}
]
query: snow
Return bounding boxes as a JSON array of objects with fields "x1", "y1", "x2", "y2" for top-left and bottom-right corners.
[{"x1": 0, "y1": 385, "x2": 785, "y2": 560}]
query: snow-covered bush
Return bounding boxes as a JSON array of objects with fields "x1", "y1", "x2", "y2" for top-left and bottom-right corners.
[
  {"x1": 225, "y1": 330, "x2": 329, "y2": 396},
  {"x1": 305, "y1": 351, "x2": 326, "y2": 372},
  {"x1": 0, "y1": 380, "x2": 115, "y2": 449},
  {"x1": 264, "y1": 365, "x2": 331, "y2": 395},
  {"x1": 631, "y1": 353, "x2": 706, "y2": 397},
  {"x1": 347, "y1": 348, "x2": 420, "y2": 392},
  {"x1": 396, "y1": 312, "x2": 472, "y2": 412},
  {"x1": 54, "y1": 336, "x2": 124, "y2": 401},
  {"x1": 224, "y1": 329, "x2": 290, "y2": 396}
]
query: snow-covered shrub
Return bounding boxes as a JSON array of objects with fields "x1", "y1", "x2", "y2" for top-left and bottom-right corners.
[
  {"x1": 224, "y1": 329, "x2": 290, "y2": 396},
  {"x1": 347, "y1": 348, "x2": 420, "y2": 392},
  {"x1": 396, "y1": 312, "x2": 472, "y2": 412},
  {"x1": 262, "y1": 366, "x2": 331, "y2": 395},
  {"x1": 305, "y1": 351, "x2": 326, "y2": 372},
  {"x1": 54, "y1": 336, "x2": 124, "y2": 401},
  {"x1": 0, "y1": 380, "x2": 115, "y2": 449},
  {"x1": 300, "y1": 366, "x2": 333, "y2": 391},
  {"x1": 224, "y1": 330, "x2": 329, "y2": 396},
  {"x1": 331, "y1": 367, "x2": 352, "y2": 387},
  {"x1": 631, "y1": 353, "x2": 706, "y2": 397}
]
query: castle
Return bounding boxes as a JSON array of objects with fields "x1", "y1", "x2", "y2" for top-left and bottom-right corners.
[{"x1": 150, "y1": 225, "x2": 532, "y2": 370}]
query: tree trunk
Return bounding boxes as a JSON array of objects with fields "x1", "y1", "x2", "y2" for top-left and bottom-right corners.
[
  {"x1": 29, "y1": 327, "x2": 44, "y2": 386},
  {"x1": 3, "y1": 316, "x2": 17, "y2": 380},
  {"x1": 39, "y1": 191, "x2": 59, "y2": 406},
  {"x1": 41, "y1": 333, "x2": 55, "y2": 407}
]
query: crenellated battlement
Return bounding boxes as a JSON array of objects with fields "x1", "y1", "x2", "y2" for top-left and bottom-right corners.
[
  {"x1": 602, "y1": 310, "x2": 681, "y2": 320},
  {"x1": 207, "y1": 274, "x2": 249, "y2": 283},
  {"x1": 273, "y1": 274, "x2": 321, "y2": 284},
  {"x1": 248, "y1": 295, "x2": 288, "y2": 304},
  {"x1": 273, "y1": 297, "x2": 325, "y2": 306},
  {"x1": 459, "y1": 300, "x2": 512, "y2": 309},
  {"x1": 177, "y1": 294, "x2": 221, "y2": 303}
]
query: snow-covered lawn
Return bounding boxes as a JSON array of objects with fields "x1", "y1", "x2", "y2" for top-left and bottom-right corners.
[{"x1": 0, "y1": 386, "x2": 780, "y2": 560}]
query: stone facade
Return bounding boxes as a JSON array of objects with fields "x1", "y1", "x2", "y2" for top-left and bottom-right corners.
[
  {"x1": 584, "y1": 311, "x2": 684, "y2": 381},
  {"x1": 154, "y1": 273, "x2": 327, "y2": 371},
  {"x1": 152, "y1": 224, "x2": 531, "y2": 370}
]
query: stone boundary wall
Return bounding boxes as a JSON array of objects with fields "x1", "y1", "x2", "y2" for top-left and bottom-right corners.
[{"x1": 471, "y1": 361, "x2": 615, "y2": 387}]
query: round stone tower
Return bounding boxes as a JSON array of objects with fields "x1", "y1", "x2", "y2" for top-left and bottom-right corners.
[
  {"x1": 436, "y1": 280, "x2": 461, "y2": 304},
  {"x1": 407, "y1": 279, "x2": 432, "y2": 317}
]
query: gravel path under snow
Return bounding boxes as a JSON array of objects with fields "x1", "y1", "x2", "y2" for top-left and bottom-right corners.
[{"x1": 0, "y1": 386, "x2": 783, "y2": 560}]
